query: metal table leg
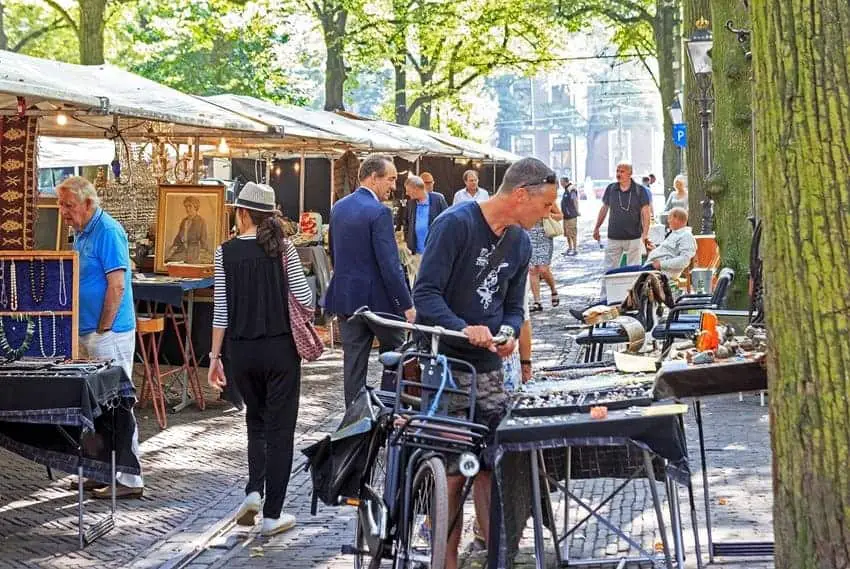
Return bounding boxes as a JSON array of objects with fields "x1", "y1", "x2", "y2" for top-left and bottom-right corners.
[
  {"x1": 666, "y1": 476, "x2": 685, "y2": 569},
  {"x1": 173, "y1": 290, "x2": 202, "y2": 412},
  {"x1": 694, "y1": 399, "x2": 715, "y2": 563},
  {"x1": 642, "y1": 451, "x2": 673, "y2": 569},
  {"x1": 529, "y1": 450, "x2": 546, "y2": 569}
]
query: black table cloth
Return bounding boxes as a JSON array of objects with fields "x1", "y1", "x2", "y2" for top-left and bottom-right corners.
[
  {"x1": 0, "y1": 365, "x2": 140, "y2": 483},
  {"x1": 489, "y1": 405, "x2": 690, "y2": 569},
  {"x1": 654, "y1": 356, "x2": 767, "y2": 399}
]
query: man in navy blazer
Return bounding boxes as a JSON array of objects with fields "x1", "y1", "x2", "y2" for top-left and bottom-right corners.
[
  {"x1": 324, "y1": 154, "x2": 415, "y2": 406},
  {"x1": 403, "y1": 174, "x2": 448, "y2": 285}
]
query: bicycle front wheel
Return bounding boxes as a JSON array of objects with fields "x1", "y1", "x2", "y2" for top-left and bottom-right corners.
[
  {"x1": 400, "y1": 456, "x2": 448, "y2": 569},
  {"x1": 355, "y1": 447, "x2": 388, "y2": 569}
]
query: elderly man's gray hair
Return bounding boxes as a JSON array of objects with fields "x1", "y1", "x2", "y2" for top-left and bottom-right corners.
[
  {"x1": 56, "y1": 175, "x2": 101, "y2": 208},
  {"x1": 497, "y1": 157, "x2": 556, "y2": 195},
  {"x1": 405, "y1": 175, "x2": 425, "y2": 190}
]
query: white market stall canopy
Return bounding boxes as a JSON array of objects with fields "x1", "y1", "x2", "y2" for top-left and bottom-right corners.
[
  {"x1": 1, "y1": 50, "x2": 519, "y2": 163},
  {"x1": 38, "y1": 136, "x2": 114, "y2": 168},
  {"x1": 205, "y1": 94, "x2": 420, "y2": 155},
  {"x1": 0, "y1": 50, "x2": 279, "y2": 142}
]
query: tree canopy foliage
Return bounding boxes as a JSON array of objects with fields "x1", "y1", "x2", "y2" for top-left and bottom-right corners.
[{"x1": 116, "y1": 0, "x2": 309, "y2": 103}]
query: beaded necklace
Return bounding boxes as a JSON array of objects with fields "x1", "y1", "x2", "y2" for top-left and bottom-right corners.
[
  {"x1": 0, "y1": 315, "x2": 35, "y2": 360},
  {"x1": 38, "y1": 311, "x2": 57, "y2": 358},
  {"x1": 58, "y1": 260, "x2": 68, "y2": 307},
  {"x1": 617, "y1": 187, "x2": 633, "y2": 212},
  {"x1": 9, "y1": 260, "x2": 18, "y2": 311},
  {"x1": 0, "y1": 260, "x2": 6, "y2": 308},
  {"x1": 30, "y1": 259, "x2": 46, "y2": 305}
]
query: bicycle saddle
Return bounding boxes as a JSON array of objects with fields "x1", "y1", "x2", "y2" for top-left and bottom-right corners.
[{"x1": 378, "y1": 351, "x2": 404, "y2": 368}]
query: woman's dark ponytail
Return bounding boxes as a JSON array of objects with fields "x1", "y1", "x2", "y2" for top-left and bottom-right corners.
[{"x1": 251, "y1": 210, "x2": 287, "y2": 258}]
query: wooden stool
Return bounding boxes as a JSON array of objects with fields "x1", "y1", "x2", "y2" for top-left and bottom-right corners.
[{"x1": 136, "y1": 316, "x2": 168, "y2": 429}]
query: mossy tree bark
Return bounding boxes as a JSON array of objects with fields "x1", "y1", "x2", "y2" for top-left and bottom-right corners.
[
  {"x1": 681, "y1": 0, "x2": 709, "y2": 220},
  {"x1": 751, "y1": 0, "x2": 850, "y2": 567},
  {"x1": 654, "y1": 0, "x2": 679, "y2": 193},
  {"x1": 707, "y1": 0, "x2": 752, "y2": 306},
  {"x1": 78, "y1": 0, "x2": 107, "y2": 65}
]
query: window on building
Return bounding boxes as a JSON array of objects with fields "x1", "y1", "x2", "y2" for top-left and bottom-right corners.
[
  {"x1": 512, "y1": 136, "x2": 534, "y2": 156},
  {"x1": 550, "y1": 84, "x2": 570, "y2": 106},
  {"x1": 549, "y1": 134, "x2": 572, "y2": 176}
]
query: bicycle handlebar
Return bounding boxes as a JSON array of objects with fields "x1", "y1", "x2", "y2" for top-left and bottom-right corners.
[{"x1": 352, "y1": 307, "x2": 508, "y2": 345}]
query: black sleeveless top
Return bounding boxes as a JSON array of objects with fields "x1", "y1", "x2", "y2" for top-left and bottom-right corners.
[{"x1": 221, "y1": 238, "x2": 290, "y2": 341}]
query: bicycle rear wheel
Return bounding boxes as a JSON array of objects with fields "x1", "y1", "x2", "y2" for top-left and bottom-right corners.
[
  {"x1": 399, "y1": 456, "x2": 448, "y2": 569},
  {"x1": 355, "y1": 446, "x2": 388, "y2": 569}
]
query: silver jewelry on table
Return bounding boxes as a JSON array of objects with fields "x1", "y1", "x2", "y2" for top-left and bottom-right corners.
[
  {"x1": 38, "y1": 311, "x2": 57, "y2": 358},
  {"x1": 58, "y1": 260, "x2": 68, "y2": 307},
  {"x1": 10, "y1": 260, "x2": 18, "y2": 311}
]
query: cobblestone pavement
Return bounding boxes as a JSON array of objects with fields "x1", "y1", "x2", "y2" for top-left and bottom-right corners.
[{"x1": 0, "y1": 202, "x2": 773, "y2": 569}]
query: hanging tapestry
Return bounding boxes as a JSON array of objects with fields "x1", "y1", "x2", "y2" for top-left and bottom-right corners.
[
  {"x1": 0, "y1": 116, "x2": 38, "y2": 250},
  {"x1": 333, "y1": 151, "x2": 360, "y2": 202}
]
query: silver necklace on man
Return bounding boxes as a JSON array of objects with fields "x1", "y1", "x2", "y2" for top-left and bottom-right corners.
[{"x1": 617, "y1": 187, "x2": 632, "y2": 212}]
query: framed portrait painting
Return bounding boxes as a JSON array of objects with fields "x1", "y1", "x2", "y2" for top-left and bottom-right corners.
[{"x1": 154, "y1": 185, "x2": 226, "y2": 274}]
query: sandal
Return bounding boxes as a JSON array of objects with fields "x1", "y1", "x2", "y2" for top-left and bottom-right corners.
[
  {"x1": 551, "y1": 292, "x2": 560, "y2": 307},
  {"x1": 529, "y1": 301, "x2": 543, "y2": 313}
]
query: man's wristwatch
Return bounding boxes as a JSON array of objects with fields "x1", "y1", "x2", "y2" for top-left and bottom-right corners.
[
  {"x1": 497, "y1": 325, "x2": 515, "y2": 341},
  {"x1": 209, "y1": 352, "x2": 221, "y2": 360}
]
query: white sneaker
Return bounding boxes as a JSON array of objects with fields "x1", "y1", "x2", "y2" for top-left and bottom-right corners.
[
  {"x1": 235, "y1": 492, "x2": 262, "y2": 526},
  {"x1": 261, "y1": 513, "x2": 296, "y2": 536}
]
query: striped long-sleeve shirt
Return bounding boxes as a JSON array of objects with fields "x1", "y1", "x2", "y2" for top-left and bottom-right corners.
[{"x1": 213, "y1": 236, "x2": 313, "y2": 329}]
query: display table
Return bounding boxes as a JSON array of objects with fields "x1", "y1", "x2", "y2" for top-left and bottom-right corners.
[
  {"x1": 654, "y1": 355, "x2": 771, "y2": 562},
  {"x1": 489, "y1": 403, "x2": 696, "y2": 569},
  {"x1": 0, "y1": 362, "x2": 139, "y2": 547},
  {"x1": 132, "y1": 274, "x2": 213, "y2": 412}
]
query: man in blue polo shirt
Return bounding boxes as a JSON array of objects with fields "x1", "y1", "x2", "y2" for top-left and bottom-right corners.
[{"x1": 57, "y1": 176, "x2": 143, "y2": 499}]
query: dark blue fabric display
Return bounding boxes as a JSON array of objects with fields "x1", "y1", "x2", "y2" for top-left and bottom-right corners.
[
  {"x1": 0, "y1": 314, "x2": 72, "y2": 359},
  {"x1": 0, "y1": 258, "x2": 75, "y2": 359},
  {"x1": 3, "y1": 259, "x2": 72, "y2": 311}
]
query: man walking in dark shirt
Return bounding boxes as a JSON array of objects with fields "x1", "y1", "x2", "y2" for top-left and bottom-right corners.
[
  {"x1": 560, "y1": 176, "x2": 580, "y2": 256},
  {"x1": 414, "y1": 157, "x2": 558, "y2": 569},
  {"x1": 593, "y1": 162, "x2": 651, "y2": 270}
]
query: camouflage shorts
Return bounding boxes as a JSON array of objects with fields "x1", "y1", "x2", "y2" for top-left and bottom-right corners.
[
  {"x1": 449, "y1": 368, "x2": 509, "y2": 426},
  {"x1": 447, "y1": 369, "x2": 508, "y2": 475}
]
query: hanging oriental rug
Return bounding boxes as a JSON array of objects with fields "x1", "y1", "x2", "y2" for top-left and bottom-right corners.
[{"x1": 0, "y1": 116, "x2": 37, "y2": 251}]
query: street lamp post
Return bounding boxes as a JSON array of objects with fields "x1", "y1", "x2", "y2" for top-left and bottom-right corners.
[
  {"x1": 667, "y1": 93, "x2": 684, "y2": 176},
  {"x1": 686, "y1": 17, "x2": 715, "y2": 234}
]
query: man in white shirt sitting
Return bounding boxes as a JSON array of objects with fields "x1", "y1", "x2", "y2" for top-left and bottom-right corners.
[
  {"x1": 452, "y1": 169, "x2": 490, "y2": 205},
  {"x1": 570, "y1": 207, "x2": 696, "y2": 318}
]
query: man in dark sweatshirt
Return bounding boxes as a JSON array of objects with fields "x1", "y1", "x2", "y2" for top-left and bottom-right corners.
[{"x1": 413, "y1": 157, "x2": 557, "y2": 569}]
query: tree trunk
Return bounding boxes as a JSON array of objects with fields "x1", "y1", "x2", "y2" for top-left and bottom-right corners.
[
  {"x1": 654, "y1": 0, "x2": 678, "y2": 194},
  {"x1": 682, "y1": 0, "x2": 710, "y2": 221},
  {"x1": 78, "y1": 0, "x2": 107, "y2": 65},
  {"x1": 708, "y1": 0, "x2": 752, "y2": 306},
  {"x1": 0, "y1": 1, "x2": 8, "y2": 52},
  {"x1": 394, "y1": 62, "x2": 408, "y2": 123},
  {"x1": 320, "y1": 6, "x2": 348, "y2": 112},
  {"x1": 418, "y1": 102, "x2": 432, "y2": 130},
  {"x1": 751, "y1": 0, "x2": 850, "y2": 567}
]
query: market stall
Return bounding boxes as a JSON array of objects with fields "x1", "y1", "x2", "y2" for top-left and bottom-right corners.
[{"x1": 488, "y1": 371, "x2": 696, "y2": 569}]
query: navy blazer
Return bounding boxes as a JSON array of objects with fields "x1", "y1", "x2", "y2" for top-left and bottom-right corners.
[
  {"x1": 324, "y1": 187, "x2": 413, "y2": 316},
  {"x1": 404, "y1": 191, "x2": 449, "y2": 253}
]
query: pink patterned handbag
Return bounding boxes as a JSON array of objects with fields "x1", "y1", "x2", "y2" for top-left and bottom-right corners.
[{"x1": 281, "y1": 245, "x2": 324, "y2": 361}]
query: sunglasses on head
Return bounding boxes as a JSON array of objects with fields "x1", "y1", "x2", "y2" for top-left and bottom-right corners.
[{"x1": 518, "y1": 174, "x2": 557, "y2": 189}]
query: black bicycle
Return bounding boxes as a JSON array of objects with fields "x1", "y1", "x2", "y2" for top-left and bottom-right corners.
[{"x1": 342, "y1": 308, "x2": 505, "y2": 569}]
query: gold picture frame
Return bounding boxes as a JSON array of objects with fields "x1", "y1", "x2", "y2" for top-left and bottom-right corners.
[{"x1": 154, "y1": 185, "x2": 226, "y2": 274}]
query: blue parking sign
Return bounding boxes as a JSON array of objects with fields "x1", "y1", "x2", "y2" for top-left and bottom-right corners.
[{"x1": 672, "y1": 124, "x2": 687, "y2": 148}]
